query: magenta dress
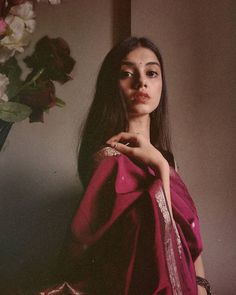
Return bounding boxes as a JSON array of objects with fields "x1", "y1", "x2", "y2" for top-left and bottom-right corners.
[{"x1": 41, "y1": 147, "x2": 203, "y2": 295}]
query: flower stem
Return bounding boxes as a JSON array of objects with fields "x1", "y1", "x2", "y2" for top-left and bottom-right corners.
[
  {"x1": 22, "y1": 68, "x2": 45, "y2": 89},
  {"x1": 12, "y1": 68, "x2": 45, "y2": 102}
]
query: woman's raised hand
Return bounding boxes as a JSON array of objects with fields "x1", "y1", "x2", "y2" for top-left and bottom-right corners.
[
  {"x1": 107, "y1": 132, "x2": 174, "y2": 222},
  {"x1": 107, "y1": 132, "x2": 173, "y2": 219},
  {"x1": 106, "y1": 132, "x2": 169, "y2": 172}
]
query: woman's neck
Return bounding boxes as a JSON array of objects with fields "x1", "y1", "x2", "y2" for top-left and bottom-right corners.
[{"x1": 128, "y1": 114, "x2": 150, "y2": 140}]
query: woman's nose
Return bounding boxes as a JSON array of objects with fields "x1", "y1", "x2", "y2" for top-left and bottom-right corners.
[{"x1": 133, "y1": 73, "x2": 147, "y2": 89}]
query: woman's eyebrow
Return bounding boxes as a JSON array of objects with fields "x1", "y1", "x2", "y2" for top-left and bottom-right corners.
[
  {"x1": 121, "y1": 61, "x2": 160, "y2": 67},
  {"x1": 146, "y1": 61, "x2": 160, "y2": 67}
]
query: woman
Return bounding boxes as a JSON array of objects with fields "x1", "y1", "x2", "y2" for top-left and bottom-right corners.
[{"x1": 44, "y1": 37, "x2": 211, "y2": 295}]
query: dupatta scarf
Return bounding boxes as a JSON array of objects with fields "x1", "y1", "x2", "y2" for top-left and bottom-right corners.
[{"x1": 42, "y1": 147, "x2": 203, "y2": 295}]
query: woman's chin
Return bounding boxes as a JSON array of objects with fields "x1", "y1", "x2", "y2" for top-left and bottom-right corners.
[{"x1": 128, "y1": 105, "x2": 158, "y2": 117}]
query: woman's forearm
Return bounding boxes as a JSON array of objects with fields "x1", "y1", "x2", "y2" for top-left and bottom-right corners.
[
  {"x1": 194, "y1": 254, "x2": 205, "y2": 277},
  {"x1": 155, "y1": 158, "x2": 208, "y2": 295},
  {"x1": 195, "y1": 255, "x2": 208, "y2": 295}
]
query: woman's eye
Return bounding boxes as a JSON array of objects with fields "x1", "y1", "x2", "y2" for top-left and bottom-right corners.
[
  {"x1": 146, "y1": 70, "x2": 158, "y2": 78},
  {"x1": 119, "y1": 71, "x2": 133, "y2": 79}
]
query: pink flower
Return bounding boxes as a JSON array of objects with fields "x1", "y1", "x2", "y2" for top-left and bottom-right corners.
[{"x1": 0, "y1": 18, "x2": 7, "y2": 36}]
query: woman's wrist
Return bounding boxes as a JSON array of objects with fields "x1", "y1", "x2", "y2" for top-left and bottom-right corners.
[
  {"x1": 150, "y1": 151, "x2": 169, "y2": 174},
  {"x1": 196, "y1": 276, "x2": 211, "y2": 295}
]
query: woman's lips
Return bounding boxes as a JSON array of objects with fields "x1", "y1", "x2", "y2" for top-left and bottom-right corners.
[{"x1": 131, "y1": 92, "x2": 150, "y2": 103}]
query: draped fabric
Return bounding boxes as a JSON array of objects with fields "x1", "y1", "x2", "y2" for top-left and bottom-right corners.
[{"x1": 41, "y1": 148, "x2": 203, "y2": 295}]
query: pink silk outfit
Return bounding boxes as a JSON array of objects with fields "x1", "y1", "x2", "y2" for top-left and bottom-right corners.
[{"x1": 41, "y1": 147, "x2": 203, "y2": 295}]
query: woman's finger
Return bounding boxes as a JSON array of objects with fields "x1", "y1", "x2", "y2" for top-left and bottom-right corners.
[
  {"x1": 107, "y1": 132, "x2": 139, "y2": 146},
  {"x1": 110, "y1": 141, "x2": 135, "y2": 156},
  {"x1": 107, "y1": 132, "x2": 133, "y2": 143}
]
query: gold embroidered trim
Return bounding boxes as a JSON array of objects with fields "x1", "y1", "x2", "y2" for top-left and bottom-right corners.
[
  {"x1": 155, "y1": 189, "x2": 183, "y2": 295},
  {"x1": 173, "y1": 222, "x2": 182, "y2": 258},
  {"x1": 40, "y1": 282, "x2": 82, "y2": 295},
  {"x1": 94, "y1": 146, "x2": 121, "y2": 164}
]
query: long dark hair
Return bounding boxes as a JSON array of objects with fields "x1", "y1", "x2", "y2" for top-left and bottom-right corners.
[{"x1": 78, "y1": 37, "x2": 174, "y2": 187}]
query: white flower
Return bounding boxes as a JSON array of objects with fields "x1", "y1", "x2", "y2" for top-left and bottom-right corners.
[
  {"x1": 4, "y1": 15, "x2": 25, "y2": 50},
  {"x1": 49, "y1": 0, "x2": 61, "y2": 4},
  {"x1": 10, "y1": 2, "x2": 35, "y2": 19},
  {"x1": 10, "y1": 1, "x2": 36, "y2": 32},
  {"x1": 37, "y1": 0, "x2": 61, "y2": 4},
  {"x1": 3, "y1": 14, "x2": 33, "y2": 50},
  {"x1": 0, "y1": 73, "x2": 9, "y2": 102},
  {"x1": 9, "y1": 1, "x2": 36, "y2": 34},
  {"x1": 0, "y1": 1, "x2": 35, "y2": 62}
]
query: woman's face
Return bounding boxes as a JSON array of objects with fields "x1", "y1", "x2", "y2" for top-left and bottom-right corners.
[{"x1": 118, "y1": 46, "x2": 162, "y2": 118}]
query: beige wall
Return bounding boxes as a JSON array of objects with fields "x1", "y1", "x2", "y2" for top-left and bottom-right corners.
[
  {"x1": 132, "y1": 1, "x2": 236, "y2": 294},
  {"x1": 0, "y1": 0, "x2": 235, "y2": 293}
]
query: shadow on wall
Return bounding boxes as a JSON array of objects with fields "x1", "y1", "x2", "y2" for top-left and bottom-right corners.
[
  {"x1": 112, "y1": 0, "x2": 131, "y2": 43},
  {"x1": 0, "y1": 185, "x2": 82, "y2": 293}
]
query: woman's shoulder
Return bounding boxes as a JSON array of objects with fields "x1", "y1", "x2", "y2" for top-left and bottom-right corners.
[{"x1": 93, "y1": 146, "x2": 121, "y2": 165}]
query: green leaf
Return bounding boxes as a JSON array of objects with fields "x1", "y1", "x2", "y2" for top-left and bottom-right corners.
[
  {"x1": 0, "y1": 102, "x2": 32, "y2": 122},
  {"x1": 0, "y1": 57, "x2": 23, "y2": 99},
  {"x1": 55, "y1": 97, "x2": 66, "y2": 107}
]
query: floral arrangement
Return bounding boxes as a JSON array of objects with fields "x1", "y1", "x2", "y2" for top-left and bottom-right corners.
[{"x1": 0, "y1": 0, "x2": 75, "y2": 151}]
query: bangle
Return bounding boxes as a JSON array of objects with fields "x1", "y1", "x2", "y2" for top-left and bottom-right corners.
[{"x1": 196, "y1": 276, "x2": 211, "y2": 295}]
